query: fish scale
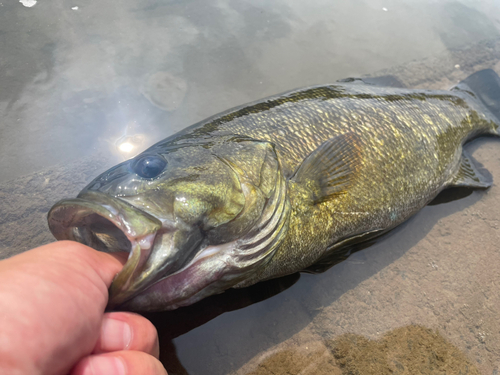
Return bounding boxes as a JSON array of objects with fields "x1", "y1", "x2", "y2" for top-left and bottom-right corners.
[
  {"x1": 176, "y1": 81, "x2": 498, "y2": 285},
  {"x1": 48, "y1": 70, "x2": 500, "y2": 311}
]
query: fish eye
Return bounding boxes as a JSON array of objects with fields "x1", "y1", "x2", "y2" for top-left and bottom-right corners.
[{"x1": 132, "y1": 155, "x2": 167, "y2": 179}]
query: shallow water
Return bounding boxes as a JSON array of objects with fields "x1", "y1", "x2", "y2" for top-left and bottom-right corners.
[{"x1": 2, "y1": 0, "x2": 500, "y2": 374}]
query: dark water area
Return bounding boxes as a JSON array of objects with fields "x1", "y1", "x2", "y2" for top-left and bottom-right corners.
[{"x1": 2, "y1": 1, "x2": 500, "y2": 374}]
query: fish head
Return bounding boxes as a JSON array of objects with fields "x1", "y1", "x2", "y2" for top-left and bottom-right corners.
[{"x1": 48, "y1": 136, "x2": 289, "y2": 311}]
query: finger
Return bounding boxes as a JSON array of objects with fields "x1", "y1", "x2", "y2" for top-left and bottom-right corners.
[
  {"x1": 93, "y1": 312, "x2": 159, "y2": 358},
  {"x1": 47, "y1": 240, "x2": 125, "y2": 287},
  {"x1": 1, "y1": 240, "x2": 125, "y2": 289},
  {"x1": 71, "y1": 351, "x2": 167, "y2": 375}
]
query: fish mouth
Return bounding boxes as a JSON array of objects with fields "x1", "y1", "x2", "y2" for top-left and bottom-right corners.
[{"x1": 47, "y1": 191, "x2": 164, "y2": 308}]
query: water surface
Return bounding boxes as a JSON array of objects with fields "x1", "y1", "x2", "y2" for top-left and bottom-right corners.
[{"x1": 1, "y1": 1, "x2": 500, "y2": 374}]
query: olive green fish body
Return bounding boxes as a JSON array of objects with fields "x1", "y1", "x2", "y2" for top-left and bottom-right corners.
[
  {"x1": 48, "y1": 70, "x2": 500, "y2": 311},
  {"x1": 152, "y1": 81, "x2": 498, "y2": 285}
]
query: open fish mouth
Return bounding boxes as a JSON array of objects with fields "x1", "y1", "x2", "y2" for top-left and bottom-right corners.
[{"x1": 48, "y1": 190, "x2": 163, "y2": 308}]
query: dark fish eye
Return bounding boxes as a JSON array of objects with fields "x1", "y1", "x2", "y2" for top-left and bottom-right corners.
[{"x1": 132, "y1": 155, "x2": 167, "y2": 179}]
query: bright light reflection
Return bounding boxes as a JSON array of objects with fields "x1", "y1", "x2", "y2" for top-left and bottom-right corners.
[{"x1": 118, "y1": 142, "x2": 134, "y2": 153}]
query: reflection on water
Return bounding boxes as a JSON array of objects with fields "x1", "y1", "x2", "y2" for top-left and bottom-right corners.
[
  {"x1": 2, "y1": 0, "x2": 500, "y2": 374},
  {"x1": 2, "y1": 0, "x2": 500, "y2": 183}
]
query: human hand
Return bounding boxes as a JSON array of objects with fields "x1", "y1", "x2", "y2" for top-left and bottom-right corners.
[{"x1": 0, "y1": 241, "x2": 167, "y2": 375}]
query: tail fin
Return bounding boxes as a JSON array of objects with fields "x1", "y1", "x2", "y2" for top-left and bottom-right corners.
[{"x1": 453, "y1": 69, "x2": 500, "y2": 126}]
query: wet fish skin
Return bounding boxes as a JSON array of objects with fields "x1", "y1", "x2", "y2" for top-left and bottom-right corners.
[
  {"x1": 48, "y1": 70, "x2": 500, "y2": 311},
  {"x1": 156, "y1": 76, "x2": 498, "y2": 287}
]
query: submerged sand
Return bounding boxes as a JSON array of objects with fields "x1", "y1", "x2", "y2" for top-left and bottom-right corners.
[{"x1": 246, "y1": 325, "x2": 482, "y2": 375}]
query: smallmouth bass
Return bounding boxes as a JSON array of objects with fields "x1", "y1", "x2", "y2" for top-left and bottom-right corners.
[{"x1": 48, "y1": 69, "x2": 500, "y2": 311}]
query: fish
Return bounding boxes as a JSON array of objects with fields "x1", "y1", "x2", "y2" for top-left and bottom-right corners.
[{"x1": 48, "y1": 69, "x2": 500, "y2": 311}]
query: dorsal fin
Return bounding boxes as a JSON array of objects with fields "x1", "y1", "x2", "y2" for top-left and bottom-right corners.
[
  {"x1": 293, "y1": 133, "x2": 362, "y2": 204},
  {"x1": 337, "y1": 75, "x2": 406, "y2": 88}
]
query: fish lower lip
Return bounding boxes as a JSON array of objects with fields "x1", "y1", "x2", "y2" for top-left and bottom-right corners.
[{"x1": 107, "y1": 233, "x2": 159, "y2": 309}]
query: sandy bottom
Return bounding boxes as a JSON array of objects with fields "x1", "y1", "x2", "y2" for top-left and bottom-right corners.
[
  {"x1": 2, "y1": 39, "x2": 500, "y2": 375},
  {"x1": 245, "y1": 325, "x2": 481, "y2": 375}
]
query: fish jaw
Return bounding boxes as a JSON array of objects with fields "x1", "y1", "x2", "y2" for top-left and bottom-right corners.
[
  {"x1": 117, "y1": 195, "x2": 289, "y2": 311},
  {"x1": 116, "y1": 168, "x2": 291, "y2": 311},
  {"x1": 107, "y1": 222, "x2": 204, "y2": 309},
  {"x1": 117, "y1": 241, "x2": 241, "y2": 311},
  {"x1": 47, "y1": 190, "x2": 239, "y2": 310},
  {"x1": 47, "y1": 191, "x2": 166, "y2": 306}
]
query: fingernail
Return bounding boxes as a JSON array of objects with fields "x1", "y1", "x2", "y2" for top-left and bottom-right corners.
[
  {"x1": 87, "y1": 356, "x2": 126, "y2": 375},
  {"x1": 100, "y1": 317, "x2": 132, "y2": 351}
]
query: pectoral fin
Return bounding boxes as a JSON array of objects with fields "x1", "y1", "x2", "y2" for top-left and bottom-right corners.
[
  {"x1": 293, "y1": 133, "x2": 362, "y2": 204},
  {"x1": 450, "y1": 151, "x2": 491, "y2": 189},
  {"x1": 303, "y1": 228, "x2": 386, "y2": 274}
]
